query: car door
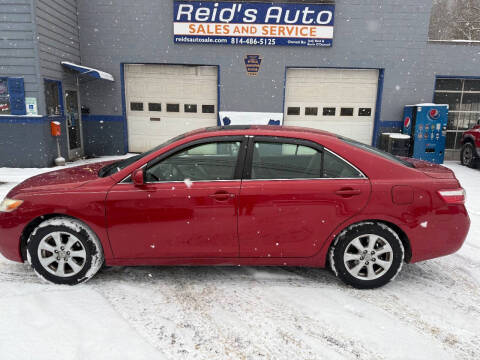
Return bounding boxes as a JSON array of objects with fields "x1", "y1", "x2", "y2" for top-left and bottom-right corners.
[
  {"x1": 238, "y1": 136, "x2": 371, "y2": 258},
  {"x1": 105, "y1": 137, "x2": 246, "y2": 259}
]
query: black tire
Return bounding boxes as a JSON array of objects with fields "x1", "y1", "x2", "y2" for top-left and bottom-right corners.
[
  {"x1": 460, "y1": 142, "x2": 476, "y2": 168},
  {"x1": 27, "y1": 217, "x2": 104, "y2": 285},
  {"x1": 329, "y1": 222, "x2": 404, "y2": 289}
]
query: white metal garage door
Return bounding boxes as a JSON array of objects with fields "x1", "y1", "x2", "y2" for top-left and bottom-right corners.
[
  {"x1": 284, "y1": 68, "x2": 379, "y2": 144},
  {"x1": 125, "y1": 64, "x2": 218, "y2": 152}
]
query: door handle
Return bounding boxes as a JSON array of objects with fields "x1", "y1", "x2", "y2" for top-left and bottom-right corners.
[
  {"x1": 335, "y1": 188, "x2": 361, "y2": 197},
  {"x1": 209, "y1": 191, "x2": 235, "y2": 201}
]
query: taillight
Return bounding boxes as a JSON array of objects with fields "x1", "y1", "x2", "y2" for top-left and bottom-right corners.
[{"x1": 438, "y1": 189, "x2": 466, "y2": 204}]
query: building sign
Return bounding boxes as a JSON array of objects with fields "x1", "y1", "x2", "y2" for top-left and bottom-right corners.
[
  {"x1": 244, "y1": 55, "x2": 262, "y2": 76},
  {"x1": 25, "y1": 97, "x2": 38, "y2": 115},
  {"x1": 173, "y1": 1, "x2": 335, "y2": 47}
]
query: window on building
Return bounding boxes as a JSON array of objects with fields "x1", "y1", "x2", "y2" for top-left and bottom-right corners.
[
  {"x1": 202, "y1": 104, "x2": 215, "y2": 113},
  {"x1": 323, "y1": 107, "x2": 336, "y2": 116},
  {"x1": 340, "y1": 107, "x2": 354, "y2": 116},
  {"x1": 434, "y1": 77, "x2": 480, "y2": 150},
  {"x1": 130, "y1": 102, "x2": 143, "y2": 111},
  {"x1": 305, "y1": 107, "x2": 318, "y2": 116},
  {"x1": 148, "y1": 103, "x2": 161, "y2": 112},
  {"x1": 167, "y1": 103, "x2": 180, "y2": 112},
  {"x1": 45, "y1": 80, "x2": 61, "y2": 116},
  {"x1": 358, "y1": 108, "x2": 372, "y2": 116},
  {"x1": 184, "y1": 104, "x2": 197, "y2": 113},
  {"x1": 0, "y1": 78, "x2": 10, "y2": 114},
  {"x1": 287, "y1": 107, "x2": 300, "y2": 115}
]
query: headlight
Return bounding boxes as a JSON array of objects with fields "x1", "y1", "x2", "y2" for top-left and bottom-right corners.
[{"x1": 0, "y1": 198, "x2": 23, "y2": 212}]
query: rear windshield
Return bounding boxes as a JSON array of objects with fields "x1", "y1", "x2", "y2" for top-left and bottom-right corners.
[{"x1": 338, "y1": 136, "x2": 414, "y2": 168}]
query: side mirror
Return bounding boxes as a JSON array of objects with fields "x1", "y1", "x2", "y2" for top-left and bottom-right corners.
[{"x1": 132, "y1": 169, "x2": 144, "y2": 186}]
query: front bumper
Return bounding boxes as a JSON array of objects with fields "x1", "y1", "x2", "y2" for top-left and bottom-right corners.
[{"x1": 0, "y1": 211, "x2": 29, "y2": 263}]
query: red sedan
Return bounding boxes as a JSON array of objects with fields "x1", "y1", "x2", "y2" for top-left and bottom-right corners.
[{"x1": 0, "y1": 126, "x2": 470, "y2": 288}]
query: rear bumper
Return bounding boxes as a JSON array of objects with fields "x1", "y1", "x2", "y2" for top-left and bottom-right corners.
[{"x1": 409, "y1": 204, "x2": 470, "y2": 263}]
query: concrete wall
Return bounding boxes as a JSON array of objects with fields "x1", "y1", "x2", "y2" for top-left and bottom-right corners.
[
  {"x1": 76, "y1": 0, "x2": 480, "y2": 130},
  {"x1": 0, "y1": 0, "x2": 41, "y2": 103},
  {"x1": 0, "y1": 116, "x2": 69, "y2": 167}
]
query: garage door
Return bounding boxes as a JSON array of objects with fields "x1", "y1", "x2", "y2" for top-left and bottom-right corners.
[
  {"x1": 125, "y1": 64, "x2": 218, "y2": 152},
  {"x1": 284, "y1": 68, "x2": 379, "y2": 144}
]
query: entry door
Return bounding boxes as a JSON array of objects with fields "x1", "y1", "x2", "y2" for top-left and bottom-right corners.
[
  {"x1": 238, "y1": 138, "x2": 371, "y2": 258},
  {"x1": 64, "y1": 89, "x2": 84, "y2": 158},
  {"x1": 105, "y1": 139, "x2": 244, "y2": 259}
]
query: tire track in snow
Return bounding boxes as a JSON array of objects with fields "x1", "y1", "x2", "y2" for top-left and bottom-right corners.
[
  {"x1": 351, "y1": 259, "x2": 480, "y2": 360},
  {"x1": 93, "y1": 266, "x2": 380, "y2": 359}
]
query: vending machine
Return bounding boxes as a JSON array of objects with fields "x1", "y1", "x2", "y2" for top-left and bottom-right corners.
[{"x1": 402, "y1": 104, "x2": 449, "y2": 164}]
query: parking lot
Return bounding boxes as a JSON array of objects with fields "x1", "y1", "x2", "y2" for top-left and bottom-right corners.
[{"x1": 0, "y1": 159, "x2": 479, "y2": 360}]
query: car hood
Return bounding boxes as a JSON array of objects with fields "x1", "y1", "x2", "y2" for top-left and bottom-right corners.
[
  {"x1": 8, "y1": 161, "x2": 116, "y2": 197},
  {"x1": 399, "y1": 157, "x2": 456, "y2": 179}
]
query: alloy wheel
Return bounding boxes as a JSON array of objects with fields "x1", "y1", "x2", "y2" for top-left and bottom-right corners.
[
  {"x1": 343, "y1": 234, "x2": 393, "y2": 280},
  {"x1": 37, "y1": 231, "x2": 87, "y2": 277}
]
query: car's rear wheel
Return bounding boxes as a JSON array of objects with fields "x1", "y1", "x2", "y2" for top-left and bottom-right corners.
[
  {"x1": 27, "y1": 217, "x2": 104, "y2": 285},
  {"x1": 329, "y1": 222, "x2": 404, "y2": 289},
  {"x1": 460, "y1": 142, "x2": 476, "y2": 168}
]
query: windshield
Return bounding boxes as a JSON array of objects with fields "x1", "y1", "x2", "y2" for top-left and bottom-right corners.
[
  {"x1": 98, "y1": 133, "x2": 186, "y2": 177},
  {"x1": 339, "y1": 136, "x2": 414, "y2": 168}
]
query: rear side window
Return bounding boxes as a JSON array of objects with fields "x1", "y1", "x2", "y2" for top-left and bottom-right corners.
[
  {"x1": 251, "y1": 142, "x2": 322, "y2": 179},
  {"x1": 323, "y1": 151, "x2": 363, "y2": 178}
]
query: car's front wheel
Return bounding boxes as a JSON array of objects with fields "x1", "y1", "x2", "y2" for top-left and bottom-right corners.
[
  {"x1": 329, "y1": 222, "x2": 404, "y2": 289},
  {"x1": 460, "y1": 142, "x2": 476, "y2": 168},
  {"x1": 27, "y1": 217, "x2": 104, "y2": 285}
]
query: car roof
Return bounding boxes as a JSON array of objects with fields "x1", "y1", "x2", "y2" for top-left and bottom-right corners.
[{"x1": 184, "y1": 125, "x2": 338, "y2": 139}]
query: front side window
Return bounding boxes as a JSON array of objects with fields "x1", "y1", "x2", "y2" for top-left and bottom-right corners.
[
  {"x1": 251, "y1": 142, "x2": 322, "y2": 179},
  {"x1": 146, "y1": 141, "x2": 241, "y2": 182}
]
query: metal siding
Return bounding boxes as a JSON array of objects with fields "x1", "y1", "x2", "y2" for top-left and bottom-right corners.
[
  {"x1": 0, "y1": 0, "x2": 40, "y2": 104},
  {"x1": 35, "y1": 0, "x2": 80, "y2": 87}
]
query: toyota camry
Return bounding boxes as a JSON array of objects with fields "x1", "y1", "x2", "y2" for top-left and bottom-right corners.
[{"x1": 0, "y1": 126, "x2": 470, "y2": 288}]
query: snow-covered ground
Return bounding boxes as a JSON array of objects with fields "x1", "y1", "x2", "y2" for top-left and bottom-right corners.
[{"x1": 0, "y1": 159, "x2": 479, "y2": 360}]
